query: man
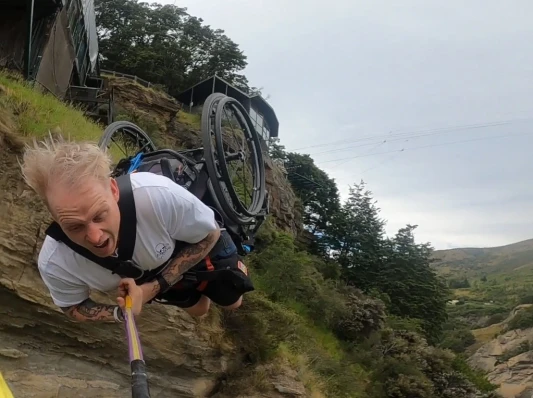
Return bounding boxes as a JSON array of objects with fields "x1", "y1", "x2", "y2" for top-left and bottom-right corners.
[{"x1": 20, "y1": 135, "x2": 253, "y2": 322}]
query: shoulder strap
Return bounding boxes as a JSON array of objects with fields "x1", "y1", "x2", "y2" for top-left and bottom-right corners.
[
  {"x1": 115, "y1": 174, "x2": 137, "y2": 260},
  {"x1": 44, "y1": 174, "x2": 137, "y2": 273}
]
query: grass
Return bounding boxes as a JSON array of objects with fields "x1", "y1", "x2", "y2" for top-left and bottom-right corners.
[
  {"x1": 102, "y1": 73, "x2": 167, "y2": 95},
  {"x1": 452, "y1": 288, "x2": 478, "y2": 299},
  {"x1": 222, "y1": 288, "x2": 367, "y2": 397},
  {"x1": 177, "y1": 111, "x2": 201, "y2": 128},
  {"x1": 0, "y1": 70, "x2": 102, "y2": 143},
  {"x1": 471, "y1": 323, "x2": 504, "y2": 343}
]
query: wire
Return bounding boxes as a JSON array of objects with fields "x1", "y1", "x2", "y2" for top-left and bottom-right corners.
[
  {"x1": 328, "y1": 138, "x2": 391, "y2": 170},
  {"x1": 316, "y1": 131, "x2": 530, "y2": 165},
  {"x1": 290, "y1": 117, "x2": 533, "y2": 152}
]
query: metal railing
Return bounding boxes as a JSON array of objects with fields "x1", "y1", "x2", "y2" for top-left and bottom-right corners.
[{"x1": 100, "y1": 69, "x2": 153, "y2": 88}]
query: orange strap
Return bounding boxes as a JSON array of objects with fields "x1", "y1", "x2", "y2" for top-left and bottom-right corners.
[{"x1": 196, "y1": 256, "x2": 215, "y2": 292}]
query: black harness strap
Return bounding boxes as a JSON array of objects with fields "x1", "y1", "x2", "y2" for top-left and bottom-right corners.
[
  {"x1": 115, "y1": 174, "x2": 137, "y2": 261},
  {"x1": 159, "y1": 158, "x2": 176, "y2": 182}
]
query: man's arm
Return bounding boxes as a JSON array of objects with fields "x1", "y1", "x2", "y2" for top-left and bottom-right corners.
[
  {"x1": 38, "y1": 258, "x2": 121, "y2": 323},
  {"x1": 137, "y1": 182, "x2": 223, "y2": 303},
  {"x1": 60, "y1": 299, "x2": 122, "y2": 323},
  {"x1": 142, "y1": 227, "x2": 220, "y2": 303}
]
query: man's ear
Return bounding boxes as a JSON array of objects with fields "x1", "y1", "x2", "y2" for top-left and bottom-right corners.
[{"x1": 110, "y1": 177, "x2": 120, "y2": 202}]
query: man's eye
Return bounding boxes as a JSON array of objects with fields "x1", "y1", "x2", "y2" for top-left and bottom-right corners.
[
  {"x1": 69, "y1": 225, "x2": 83, "y2": 232},
  {"x1": 93, "y1": 214, "x2": 103, "y2": 223}
]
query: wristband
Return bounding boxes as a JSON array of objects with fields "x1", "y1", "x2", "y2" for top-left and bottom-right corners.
[
  {"x1": 113, "y1": 305, "x2": 124, "y2": 323},
  {"x1": 156, "y1": 274, "x2": 171, "y2": 294}
]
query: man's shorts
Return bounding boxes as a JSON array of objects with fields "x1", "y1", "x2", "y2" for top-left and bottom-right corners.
[{"x1": 156, "y1": 231, "x2": 255, "y2": 308}]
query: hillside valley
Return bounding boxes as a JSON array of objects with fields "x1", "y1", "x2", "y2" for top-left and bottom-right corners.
[
  {"x1": 434, "y1": 239, "x2": 533, "y2": 397},
  {"x1": 432, "y1": 238, "x2": 533, "y2": 279}
]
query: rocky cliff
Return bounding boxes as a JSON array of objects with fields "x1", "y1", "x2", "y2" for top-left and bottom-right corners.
[
  {"x1": 0, "y1": 138, "x2": 239, "y2": 397},
  {"x1": 468, "y1": 306, "x2": 533, "y2": 398},
  {"x1": 0, "y1": 73, "x2": 309, "y2": 397}
]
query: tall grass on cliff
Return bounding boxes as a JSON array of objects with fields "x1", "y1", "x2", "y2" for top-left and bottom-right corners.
[{"x1": 0, "y1": 70, "x2": 102, "y2": 142}]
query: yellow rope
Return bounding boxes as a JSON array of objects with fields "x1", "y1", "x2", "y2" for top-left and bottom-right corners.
[{"x1": 0, "y1": 372, "x2": 14, "y2": 398}]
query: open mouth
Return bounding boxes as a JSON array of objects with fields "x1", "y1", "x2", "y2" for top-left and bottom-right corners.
[{"x1": 94, "y1": 239, "x2": 109, "y2": 250}]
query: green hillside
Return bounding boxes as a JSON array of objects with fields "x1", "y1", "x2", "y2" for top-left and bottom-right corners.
[
  {"x1": 432, "y1": 239, "x2": 533, "y2": 279},
  {"x1": 432, "y1": 238, "x2": 533, "y2": 313},
  {"x1": 433, "y1": 238, "x2": 533, "y2": 356}
]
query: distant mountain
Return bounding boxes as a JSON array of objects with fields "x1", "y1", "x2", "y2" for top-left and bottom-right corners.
[{"x1": 431, "y1": 238, "x2": 533, "y2": 278}]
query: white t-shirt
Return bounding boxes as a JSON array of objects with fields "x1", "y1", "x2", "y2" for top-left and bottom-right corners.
[{"x1": 38, "y1": 172, "x2": 219, "y2": 308}]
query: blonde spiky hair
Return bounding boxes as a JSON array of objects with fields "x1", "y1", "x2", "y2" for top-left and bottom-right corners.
[{"x1": 20, "y1": 133, "x2": 113, "y2": 202}]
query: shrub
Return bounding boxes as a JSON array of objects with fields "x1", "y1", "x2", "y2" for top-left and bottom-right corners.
[
  {"x1": 519, "y1": 294, "x2": 533, "y2": 304},
  {"x1": 439, "y1": 328, "x2": 476, "y2": 353},
  {"x1": 333, "y1": 286, "x2": 386, "y2": 341},
  {"x1": 451, "y1": 355, "x2": 498, "y2": 393},
  {"x1": 222, "y1": 291, "x2": 302, "y2": 362},
  {"x1": 484, "y1": 313, "x2": 506, "y2": 327},
  {"x1": 249, "y1": 232, "x2": 351, "y2": 331},
  {"x1": 507, "y1": 306, "x2": 533, "y2": 331}
]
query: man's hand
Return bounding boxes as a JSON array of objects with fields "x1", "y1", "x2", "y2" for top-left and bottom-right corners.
[{"x1": 116, "y1": 278, "x2": 144, "y2": 317}]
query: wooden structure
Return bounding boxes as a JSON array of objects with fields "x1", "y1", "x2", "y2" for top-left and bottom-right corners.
[{"x1": 0, "y1": 0, "x2": 112, "y2": 124}]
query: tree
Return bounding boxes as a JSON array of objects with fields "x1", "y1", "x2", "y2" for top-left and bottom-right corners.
[
  {"x1": 326, "y1": 181, "x2": 450, "y2": 343},
  {"x1": 379, "y1": 225, "x2": 450, "y2": 343},
  {"x1": 94, "y1": 0, "x2": 249, "y2": 96},
  {"x1": 281, "y1": 152, "x2": 341, "y2": 256},
  {"x1": 448, "y1": 278, "x2": 470, "y2": 289},
  {"x1": 327, "y1": 181, "x2": 387, "y2": 291}
]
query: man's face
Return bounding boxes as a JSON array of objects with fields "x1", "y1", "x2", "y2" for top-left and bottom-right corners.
[{"x1": 47, "y1": 177, "x2": 121, "y2": 257}]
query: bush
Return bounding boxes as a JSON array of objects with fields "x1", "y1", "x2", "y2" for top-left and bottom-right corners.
[
  {"x1": 519, "y1": 294, "x2": 533, "y2": 304},
  {"x1": 507, "y1": 306, "x2": 533, "y2": 331},
  {"x1": 222, "y1": 292, "x2": 302, "y2": 362},
  {"x1": 249, "y1": 232, "x2": 351, "y2": 331},
  {"x1": 484, "y1": 313, "x2": 506, "y2": 327},
  {"x1": 439, "y1": 328, "x2": 476, "y2": 353},
  {"x1": 451, "y1": 355, "x2": 498, "y2": 393},
  {"x1": 333, "y1": 286, "x2": 386, "y2": 341},
  {"x1": 385, "y1": 315, "x2": 425, "y2": 334}
]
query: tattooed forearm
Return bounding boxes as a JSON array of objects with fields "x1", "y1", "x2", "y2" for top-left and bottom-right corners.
[
  {"x1": 60, "y1": 298, "x2": 117, "y2": 322},
  {"x1": 145, "y1": 228, "x2": 220, "y2": 301}
]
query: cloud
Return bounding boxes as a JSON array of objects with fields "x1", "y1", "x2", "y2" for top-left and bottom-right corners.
[{"x1": 160, "y1": 0, "x2": 533, "y2": 249}]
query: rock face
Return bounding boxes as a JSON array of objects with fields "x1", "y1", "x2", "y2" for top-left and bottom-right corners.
[
  {"x1": 106, "y1": 76, "x2": 181, "y2": 125},
  {"x1": 0, "y1": 142, "x2": 236, "y2": 397},
  {"x1": 0, "y1": 113, "x2": 308, "y2": 396},
  {"x1": 264, "y1": 157, "x2": 302, "y2": 236},
  {"x1": 469, "y1": 326, "x2": 533, "y2": 398}
]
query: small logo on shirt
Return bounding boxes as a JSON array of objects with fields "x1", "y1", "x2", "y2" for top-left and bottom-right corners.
[{"x1": 155, "y1": 243, "x2": 171, "y2": 259}]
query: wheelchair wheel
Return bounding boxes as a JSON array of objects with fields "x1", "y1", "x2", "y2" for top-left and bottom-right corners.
[
  {"x1": 201, "y1": 93, "x2": 266, "y2": 226},
  {"x1": 98, "y1": 121, "x2": 156, "y2": 176}
]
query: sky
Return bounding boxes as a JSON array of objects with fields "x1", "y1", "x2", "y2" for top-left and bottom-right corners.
[{"x1": 159, "y1": 0, "x2": 533, "y2": 250}]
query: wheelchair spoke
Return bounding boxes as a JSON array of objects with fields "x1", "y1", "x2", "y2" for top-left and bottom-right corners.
[
  {"x1": 202, "y1": 93, "x2": 266, "y2": 225},
  {"x1": 98, "y1": 121, "x2": 157, "y2": 176}
]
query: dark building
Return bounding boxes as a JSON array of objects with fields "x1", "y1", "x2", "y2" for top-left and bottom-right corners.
[
  {"x1": 175, "y1": 75, "x2": 280, "y2": 145},
  {"x1": 0, "y1": 0, "x2": 101, "y2": 99}
]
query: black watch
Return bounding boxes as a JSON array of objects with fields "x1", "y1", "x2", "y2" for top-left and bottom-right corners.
[{"x1": 156, "y1": 274, "x2": 170, "y2": 294}]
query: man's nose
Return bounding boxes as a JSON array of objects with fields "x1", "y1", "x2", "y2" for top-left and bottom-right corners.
[{"x1": 86, "y1": 223, "x2": 103, "y2": 244}]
